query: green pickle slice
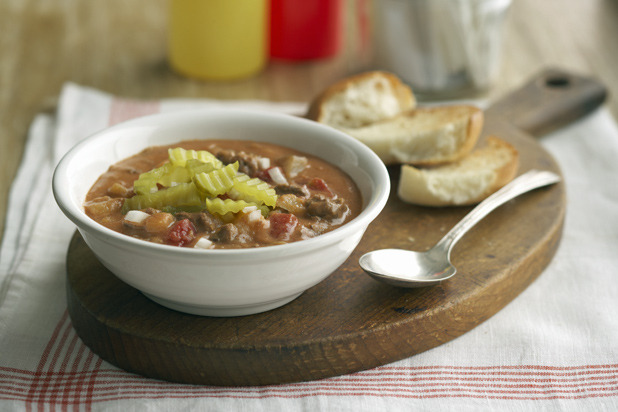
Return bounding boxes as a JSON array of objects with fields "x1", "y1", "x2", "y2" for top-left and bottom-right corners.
[
  {"x1": 206, "y1": 198, "x2": 266, "y2": 216},
  {"x1": 133, "y1": 163, "x2": 190, "y2": 195},
  {"x1": 122, "y1": 182, "x2": 202, "y2": 213},
  {"x1": 193, "y1": 162, "x2": 239, "y2": 196},
  {"x1": 229, "y1": 174, "x2": 277, "y2": 207},
  {"x1": 123, "y1": 148, "x2": 278, "y2": 220},
  {"x1": 168, "y1": 147, "x2": 223, "y2": 168}
]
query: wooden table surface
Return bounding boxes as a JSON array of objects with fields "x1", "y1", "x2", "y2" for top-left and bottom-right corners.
[{"x1": 1, "y1": 0, "x2": 616, "y2": 240}]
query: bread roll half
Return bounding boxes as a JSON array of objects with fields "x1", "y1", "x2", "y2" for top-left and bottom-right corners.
[
  {"x1": 398, "y1": 136, "x2": 519, "y2": 206},
  {"x1": 340, "y1": 105, "x2": 483, "y2": 166},
  {"x1": 306, "y1": 71, "x2": 416, "y2": 128}
]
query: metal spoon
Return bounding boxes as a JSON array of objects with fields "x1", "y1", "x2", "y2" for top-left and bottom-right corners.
[{"x1": 359, "y1": 169, "x2": 561, "y2": 288}]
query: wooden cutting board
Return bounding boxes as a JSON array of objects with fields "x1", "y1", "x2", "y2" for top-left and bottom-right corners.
[{"x1": 66, "y1": 68, "x2": 607, "y2": 386}]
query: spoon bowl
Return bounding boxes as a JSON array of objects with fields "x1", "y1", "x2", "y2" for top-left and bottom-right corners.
[
  {"x1": 360, "y1": 248, "x2": 456, "y2": 288},
  {"x1": 359, "y1": 170, "x2": 561, "y2": 288}
]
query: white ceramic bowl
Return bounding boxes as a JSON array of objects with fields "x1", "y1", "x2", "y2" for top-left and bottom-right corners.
[{"x1": 53, "y1": 109, "x2": 390, "y2": 317}]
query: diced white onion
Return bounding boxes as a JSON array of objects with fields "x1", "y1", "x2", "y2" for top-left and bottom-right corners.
[
  {"x1": 284, "y1": 155, "x2": 308, "y2": 178},
  {"x1": 246, "y1": 210, "x2": 262, "y2": 223},
  {"x1": 258, "y1": 157, "x2": 271, "y2": 169},
  {"x1": 268, "y1": 167, "x2": 288, "y2": 185},
  {"x1": 242, "y1": 205, "x2": 258, "y2": 213},
  {"x1": 194, "y1": 237, "x2": 213, "y2": 249},
  {"x1": 124, "y1": 210, "x2": 150, "y2": 224}
]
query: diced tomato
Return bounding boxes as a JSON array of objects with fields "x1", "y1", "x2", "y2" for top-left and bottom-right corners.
[
  {"x1": 167, "y1": 218, "x2": 196, "y2": 247},
  {"x1": 270, "y1": 213, "x2": 299, "y2": 240},
  {"x1": 308, "y1": 178, "x2": 332, "y2": 196}
]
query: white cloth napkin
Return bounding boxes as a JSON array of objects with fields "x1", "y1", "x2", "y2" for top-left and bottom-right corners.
[{"x1": 1, "y1": 82, "x2": 617, "y2": 411}]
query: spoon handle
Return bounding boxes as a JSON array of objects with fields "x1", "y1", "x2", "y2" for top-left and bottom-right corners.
[{"x1": 435, "y1": 170, "x2": 561, "y2": 255}]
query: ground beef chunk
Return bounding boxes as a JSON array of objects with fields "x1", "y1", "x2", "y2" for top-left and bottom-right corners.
[
  {"x1": 211, "y1": 223, "x2": 239, "y2": 243},
  {"x1": 215, "y1": 149, "x2": 262, "y2": 177},
  {"x1": 275, "y1": 184, "x2": 309, "y2": 197},
  {"x1": 197, "y1": 212, "x2": 221, "y2": 232},
  {"x1": 305, "y1": 195, "x2": 349, "y2": 221},
  {"x1": 276, "y1": 194, "x2": 306, "y2": 214},
  {"x1": 175, "y1": 211, "x2": 221, "y2": 233}
]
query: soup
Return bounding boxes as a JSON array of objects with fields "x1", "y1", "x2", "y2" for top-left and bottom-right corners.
[{"x1": 84, "y1": 140, "x2": 363, "y2": 249}]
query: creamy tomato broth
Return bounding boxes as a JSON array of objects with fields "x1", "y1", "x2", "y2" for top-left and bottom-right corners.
[{"x1": 84, "y1": 140, "x2": 363, "y2": 249}]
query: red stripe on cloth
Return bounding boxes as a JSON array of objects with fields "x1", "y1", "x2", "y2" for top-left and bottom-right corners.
[
  {"x1": 3, "y1": 391, "x2": 618, "y2": 403},
  {"x1": 107, "y1": 97, "x2": 160, "y2": 126},
  {"x1": 6, "y1": 312, "x2": 617, "y2": 407},
  {"x1": 24, "y1": 311, "x2": 69, "y2": 412},
  {"x1": 3, "y1": 387, "x2": 617, "y2": 402},
  {"x1": 372, "y1": 363, "x2": 618, "y2": 374},
  {"x1": 61, "y1": 338, "x2": 87, "y2": 412},
  {"x1": 4, "y1": 386, "x2": 618, "y2": 401},
  {"x1": 20, "y1": 311, "x2": 105, "y2": 411},
  {"x1": 82, "y1": 358, "x2": 103, "y2": 412},
  {"x1": 4, "y1": 369, "x2": 617, "y2": 392},
  {"x1": 36, "y1": 313, "x2": 73, "y2": 412},
  {"x1": 5, "y1": 364, "x2": 617, "y2": 405},
  {"x1": 345, "y1": 367, "x2": 618, "y2": 378},
  {"x1": 8, "y1": 379, "x2": 617, "y2": 395},
  {"x1": 52, "y1": 332, "x2": 79, "y2": 410}
]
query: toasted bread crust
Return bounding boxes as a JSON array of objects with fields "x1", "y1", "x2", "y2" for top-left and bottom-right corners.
[
  {"x1": 460, "y1": 106, "x2": 484, "y2": 162},
  {"x1": 484, "y1": 136, "x2": 520, "y2": 197},
  {"x1": 397, "y1": 136, "x2": 519, "y2": 206}
]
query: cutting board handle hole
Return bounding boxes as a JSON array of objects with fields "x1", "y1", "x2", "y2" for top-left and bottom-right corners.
[{"x1": 544, "y1": 76, "x2": 571, "y2": 88}]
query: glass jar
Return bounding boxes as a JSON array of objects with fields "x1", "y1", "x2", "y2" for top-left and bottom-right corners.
[{"x1": 373, "y1": 0, "x2": 512, "y2": 98}]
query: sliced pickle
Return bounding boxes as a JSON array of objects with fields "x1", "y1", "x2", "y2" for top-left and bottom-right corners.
[
  {"x1": 123, "y1": 182, "x2": 202, "y2": 213},
  {"x1": 229, "y1": 173, "x2": 277, "y2": 207},
  {"x1": 193, "y1": 162, "x2": 239, "y2": 196}
]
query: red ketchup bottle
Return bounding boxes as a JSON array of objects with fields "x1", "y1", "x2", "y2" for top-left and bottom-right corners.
[{"x1": 269, "y1": 0, "x2": 343, "y2": 60}]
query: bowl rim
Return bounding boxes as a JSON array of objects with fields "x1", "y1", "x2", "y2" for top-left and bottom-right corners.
[{"x1": 52, "y1": 108, "x2": 390, "y2": 257}]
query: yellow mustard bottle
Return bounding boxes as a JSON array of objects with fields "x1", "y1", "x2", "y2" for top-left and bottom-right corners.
[{"x1": 168, "y1": 0, "x2": 268, "y2": 81}]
